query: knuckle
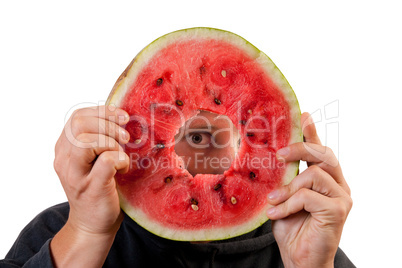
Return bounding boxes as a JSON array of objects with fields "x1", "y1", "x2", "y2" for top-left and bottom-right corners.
[
  {"x1": 332, "y1": 199, "x2": 349, "y2": 220},
  {"x1": 345, "y1": 183, "x2": 352, "y2": 196},
  {"x1": 71, "y1": 133, "x2": 97, "y2": 152},
  {"x1": 75, "y1": 133, "x2": 90, "y2": 144},
  {"x1": 98, "y1": 152, "x2": 117, "y2": 167},
  {"x1": 307, "y1": 164, "x2": 322, "y2": 176},
  {"x1": 323, "y1": 146, "x2": 334, "y2": 158},
  {"x1": 70, "y1": 107, "x2": 86, "y2": 121},
  {"x1": 54, "y1": 137, "x2": 62, "y2": 154},
  {"x1": 71, "y1": 115, "x2": 86, "y2": 135},
  {"x1": 306, "y1": 165, "x2": 328, "y2": 190},
  {"x1": 322, "y1": 146, "x2": 339, "y2": 167},
  {"x1": 70, "y1": 109, "x2": 79, "y2": 119},
  {"x1": 53, "y1": 156, "x2": 62, "y2": 175},
  {"x1": 324, "y1": 146, "x2": 334, "y2": 157},
  {"x1": 346, "y1": 195, "x2": 353, "y2": 210},
  {"x1": 295, "y1": 188, "x2": 310, "y2": 200}
]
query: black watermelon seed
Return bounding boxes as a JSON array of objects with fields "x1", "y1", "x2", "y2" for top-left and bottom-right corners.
[
  {"x1": 214, "y1": 98, "x2": 221, "y2": 105},
  {"x1": 156, "y1": 78, "x2": 163, "y2": 86},
  {"x1": 200, "y1": 65, "x2": 206, "y2": 75},
  {"x1": 156, "y1": 143, "x2": 165, "y2": 149},
  {"x1": 164, "y1": 176, "x2": 172, "y2": 183},
  {"x1": 250, "y1": 172, "x2": 256, "y2": 180},
  {"x1": 214, "y1": 183, "x2": 222, "y2": 191},
  {"x1": 176, "y1": 100, "x2": 183, "y2": 106},
  {"x1": 239, "y1": 120, "x2": 247, "y2": 125},
  {"x1": 190, "y1": 198, "x2": 198, "y2": 205},
  {"x1": 246, "y1": 133, "x2": 254, "y2": 137}
]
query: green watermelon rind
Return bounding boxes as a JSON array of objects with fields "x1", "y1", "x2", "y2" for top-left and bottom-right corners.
[{"x1": 107, "y1": 27, "x2": 302, "y2": 241}]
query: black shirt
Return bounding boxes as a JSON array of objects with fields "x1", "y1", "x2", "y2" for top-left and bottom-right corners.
[{"x1": 0, "y1": 202, "x2": 355, "y2": 267}]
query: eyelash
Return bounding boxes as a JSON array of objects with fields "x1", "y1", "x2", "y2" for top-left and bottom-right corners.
[{"x1": 187, "y1": 132, "x2": 212, "y2": 145}]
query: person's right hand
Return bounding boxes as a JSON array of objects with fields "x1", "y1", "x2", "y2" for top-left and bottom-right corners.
[{"x1": 53, "y1": 105, "x2": 130, "y2": 237}]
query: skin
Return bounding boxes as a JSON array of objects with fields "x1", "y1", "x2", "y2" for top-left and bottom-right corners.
[
  {"x1": 174, "y1": 110, "x2": 240, "y2": 176},
  {"x1": 267, "y1": 113, "x2": 353, "y2": 268},
  {"x1": 50, "y1": 106, "x2": 352, "y2": 268}
]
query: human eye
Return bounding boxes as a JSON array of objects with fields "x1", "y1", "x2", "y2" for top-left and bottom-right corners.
[{"x1": 187, "y1": 132, "x2": 211, "y2": 146}]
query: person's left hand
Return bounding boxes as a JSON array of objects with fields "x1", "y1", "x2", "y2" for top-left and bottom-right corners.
[{"x1": 266, "y1": 112, "x2": 353, "y2": 268}]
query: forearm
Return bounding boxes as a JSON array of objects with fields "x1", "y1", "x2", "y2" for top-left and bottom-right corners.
[
  {"x1": 50, "y1": 220, "x2": 117, "y2": 268},
  {"x1": 283, "y1": 262, "x2": 334, "y2": 268},
  {"x1": 281, "y1": 257, "x2": 334, "y2": 268}
]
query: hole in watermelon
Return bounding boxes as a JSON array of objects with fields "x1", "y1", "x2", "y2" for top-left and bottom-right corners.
[{"x1": 174, "y1": 110, "x2": 240, "y2": 177}]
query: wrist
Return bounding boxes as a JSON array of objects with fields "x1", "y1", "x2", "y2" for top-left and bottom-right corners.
[
  {"x1": 66, "y1": 219, "x2": 119, "y2": 244},
  {"x1": 283, "y1": 260, "x2": 334, "y2": 268},
  {"x1": 67, "y1": 208, "x2": 124, "y2": 236},
  {"x1": 50, "y1": 218, "x2": 121, "y2": 268}
]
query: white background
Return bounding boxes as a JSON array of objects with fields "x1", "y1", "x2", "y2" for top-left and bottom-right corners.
[{"x1": 1, "y1": 1, "x2": 401, "y2": 266}]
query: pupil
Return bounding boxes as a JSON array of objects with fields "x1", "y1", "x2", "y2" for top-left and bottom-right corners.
[{"x1": 192, "y1": 134, "x2": 202, "y2": 144}]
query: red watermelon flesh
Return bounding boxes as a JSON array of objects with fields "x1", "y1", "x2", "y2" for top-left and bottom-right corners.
[{"x1": 107, "y1": 28, "x2": 302, "y2": 241}]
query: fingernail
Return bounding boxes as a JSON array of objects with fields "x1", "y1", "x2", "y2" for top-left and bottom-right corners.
[
  {"x1": 276, "y1": 147, "x2": 289, "y2": 162},
  {"x1": 117, "y1": 110, "x2": 129, "y2": 122},
  {"x1": 121, "y1": 129, "x2": 129, "y2": 141},
  {"x1": 267, "y1": 189, "x2": 279, "y2": 200},
  {"x1": 267, "y1": 206, "x2": 276, "y2": 216}
]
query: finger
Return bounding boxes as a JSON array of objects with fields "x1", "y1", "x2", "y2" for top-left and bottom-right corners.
[
  {"x1": 267, "y1": 188, "x2": 350, "y2": 223},
  {"x1": 69, "y1": 133, "x2": 124, "y2": 175},
  {"x1": 301, "y1": 112, "x2": 322, "y2": 145},
  {"x1": 89, "y1": 150, "x2": 130, "y2": 189},
  {"x1": 267, "y1": 188, "x2": 327, "y2": 220},
  {"x1": 268, "y1": 165, "x2": 346, "y2": 206},
  {"x1": 72, "y1": 105, "x2": 129, "y2": 125},
  {"x1": 70, "y1": 117, "x2": 130, "y2": 145},
  {"x1": 63, "y1": 106, "x2": 129, "y2": 150},
  {"x1": 277, "y1": 142, "x2": 338, "y2": 167},
  {"x1": 277, "y1": 142, "x2": 350, "y2": 194}
]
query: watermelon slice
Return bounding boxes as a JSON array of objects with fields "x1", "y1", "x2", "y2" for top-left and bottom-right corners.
[{"x1": 106, "y1": 27, "x2": 302, "y2": 241}]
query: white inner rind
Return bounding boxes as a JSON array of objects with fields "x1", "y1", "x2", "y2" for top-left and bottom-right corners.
[{"x1": 107, "y1": 27, "x2": 302, "y2": 241}]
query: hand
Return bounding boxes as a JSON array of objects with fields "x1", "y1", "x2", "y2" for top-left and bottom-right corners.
[
  {"x1": 53, "y1": 105, "x2": 130, "y2": 236},
  {"x1": 266, "y1": 112, "x2": 353, "y2": 268},
  {"x1": 50, "y1": 105, "x2": 131, "y2": 267}
]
